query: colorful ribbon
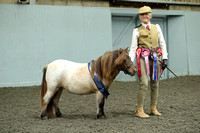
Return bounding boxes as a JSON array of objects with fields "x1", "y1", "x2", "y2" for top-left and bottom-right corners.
[
  {"x1": 88, "y1": 60, "x2": 110, "y2": 99},
  {"x1": 157, "y1": 47, "x2": 162, "y2": 57},
  {"x1": 151, "y1": 48, "x2": 160, "y2": 81},
  {"x1": 136, "y1": 47, "x2": 142, "y2": 77},
  {"x1": 141, "y1": 48, "x2": 150, "y2": 75},
  {"x1": 153, "y1": 53, "x2": 157, "y2": 80},
  {"x1": 157, "y1": 47, "x2": 163, "y2": 75}
]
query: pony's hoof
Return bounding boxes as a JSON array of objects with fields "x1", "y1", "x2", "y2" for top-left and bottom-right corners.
[
  {"x1": 41, "y1": 116, "x2": 48, "y2": 120},
  {"x1": 40, "y1": 112, "x2": 48, "y2": 120},
  {"x1": 97, "y1": 114, "x2": 106, "y2": 119},
  {"x1": 56, "y1": 112, "x2": 62, "y2": 117}
]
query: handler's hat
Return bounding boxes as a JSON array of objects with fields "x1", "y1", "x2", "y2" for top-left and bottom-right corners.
[{"x1": 138, "y1": 6, "x2": 152, "y2": 15}]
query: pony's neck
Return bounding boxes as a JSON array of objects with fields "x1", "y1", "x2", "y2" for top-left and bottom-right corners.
[
  {"x1": 93, "y1": 52, "x2": 120, "y2": 89},
  {"x1": 102, "y1": 68, "x2": 120, "y2": 89}
]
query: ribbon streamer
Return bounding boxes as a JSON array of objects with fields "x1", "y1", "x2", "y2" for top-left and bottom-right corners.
[
  {"x1": 153, "y1": 53, "x2": 157, "y2": 80},
  {"x1": 157, "y1": 47, "x2": 163, "y2": 75},
  {"x1": 136, "y1": 47, "x2": 142, "y2": 77},
  {"x1": 141, "y1": 48, "x2": 150, "y2": 75},
  {"x1": 151, "y1": 48, "x2": 160, "y2": 81}
]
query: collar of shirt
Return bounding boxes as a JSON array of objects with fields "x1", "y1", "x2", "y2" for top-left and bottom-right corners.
[{"x1": 142, "y1": 22, "x2": 151, "y2": 30}]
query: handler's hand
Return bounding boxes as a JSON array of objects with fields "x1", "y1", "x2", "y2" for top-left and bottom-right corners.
[{"x1": 162, "y1": 59, "x2": 167, "y2": 70}]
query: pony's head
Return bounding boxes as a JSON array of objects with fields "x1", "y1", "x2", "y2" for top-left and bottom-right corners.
[
  {"x1": 115, "y1": 48, "x2": 137, "y2": 76},
  {"x1": 94, "y1": 48, "x2": 137, "y2": 81}
]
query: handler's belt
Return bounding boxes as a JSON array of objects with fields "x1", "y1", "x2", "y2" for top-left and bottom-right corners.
[{"x1": 88, "y1": 60, "x2": 110, "y2": 99}]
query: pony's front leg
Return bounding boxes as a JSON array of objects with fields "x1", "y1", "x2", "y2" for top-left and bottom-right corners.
[{"x1": 96, "y1": 91, "x2": 105, "y2": 119}]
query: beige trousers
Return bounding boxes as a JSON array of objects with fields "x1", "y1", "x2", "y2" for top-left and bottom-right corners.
[{"x1": 137, "y1": 57, "x2": 161, "y2": 107}]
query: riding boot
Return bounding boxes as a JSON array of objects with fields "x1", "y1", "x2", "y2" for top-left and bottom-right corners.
[
  {"x1": 136, "y1": 107, "x2": 150, "y2": 118},
  {"x1": 151, "y1": 105, "x2": 161, "y2": 116}
]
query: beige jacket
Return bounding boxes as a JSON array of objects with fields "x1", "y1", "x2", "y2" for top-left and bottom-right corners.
[{"x1": 129, "y1": 22, "x2": 168, "y2": 62}]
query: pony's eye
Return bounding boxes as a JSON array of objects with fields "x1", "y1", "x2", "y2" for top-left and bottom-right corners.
[{"x1": 123, "y1": 60, "x2": 126, "y2": 63}]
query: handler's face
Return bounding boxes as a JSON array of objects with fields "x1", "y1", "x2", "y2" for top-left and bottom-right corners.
[{"x1": 140, "y1": 13, "x2": 151, "y2": 24}]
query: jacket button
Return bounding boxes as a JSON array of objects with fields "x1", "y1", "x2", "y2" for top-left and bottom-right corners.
[
  {"x1": 150, "y1": 37, "x2": 151, "y2": 39},
  {"x1": 150, "y1": 42, "x2": 152, "y2": 44}
]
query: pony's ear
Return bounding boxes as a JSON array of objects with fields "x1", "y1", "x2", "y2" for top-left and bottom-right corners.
[
  {"x1": 118, "y1": 48, "x2": 123, "y2": 55},
  {"x1": 125, "y1": 47, "x2": 129, "y2": 53}
]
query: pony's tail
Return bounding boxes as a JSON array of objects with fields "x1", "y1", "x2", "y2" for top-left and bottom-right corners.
[
  {"x1": 40, "y1": 66, "x2": 54, "y2": 117},
  {"x1": 40, "y1": 66, "x2": 48, "y2": 109}
]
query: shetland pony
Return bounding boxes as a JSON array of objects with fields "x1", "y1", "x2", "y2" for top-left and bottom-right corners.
[{"x1": 40, "y1": 48, "x2": 137, "y2": 119}]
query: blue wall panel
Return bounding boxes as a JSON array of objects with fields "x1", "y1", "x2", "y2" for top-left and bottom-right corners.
[
  {"x1": 185, "y1": 12, "x2": 200, "y2": 75},
  {"x1": 167, "y1": 15, "x2": 189, "y2": 77},
  {"x1": 0, "y1": 5, "x2": 199, "y2": 87},
  {"x1": 0, "y1": 5, "x2": 112, "y2": 87}
]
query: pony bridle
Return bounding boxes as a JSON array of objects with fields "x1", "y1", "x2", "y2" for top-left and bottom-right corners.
[{"x1": 123, "y1": 63, "x2": 133, "y2": 74}]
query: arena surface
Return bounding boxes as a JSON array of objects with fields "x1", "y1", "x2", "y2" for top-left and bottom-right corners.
[{"x1": 0, "y1": 76, "x2": 200, "y2": 132}]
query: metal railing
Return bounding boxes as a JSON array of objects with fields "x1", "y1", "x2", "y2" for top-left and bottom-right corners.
[
  {"x1": 168, "y1": 0, "x2": 199, "y2": 2},
  {"x1": 116, "y1": 0, "x2": 200, "y2": 5}
]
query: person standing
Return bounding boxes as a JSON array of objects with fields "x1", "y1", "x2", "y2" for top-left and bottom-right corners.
[{"x1": 129, "y1": 6, "x2": 168, "y2": 118}]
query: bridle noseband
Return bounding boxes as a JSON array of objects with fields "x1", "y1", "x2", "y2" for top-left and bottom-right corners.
[{"x1": 123, "y1": 63, "x2": 133, "y2": 74}]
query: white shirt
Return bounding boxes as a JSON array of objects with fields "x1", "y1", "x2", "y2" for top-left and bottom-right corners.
[{"x1": 129, "y1": 22, "x2": 168, "y2": 62}]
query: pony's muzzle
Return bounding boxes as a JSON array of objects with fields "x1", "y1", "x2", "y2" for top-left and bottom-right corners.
[
  {"x1": 125, "y1": 65, "x2": 137, "y2": 76},
  {"x1": 131, "y1": 69, "x2": 137, "y2": 76}
]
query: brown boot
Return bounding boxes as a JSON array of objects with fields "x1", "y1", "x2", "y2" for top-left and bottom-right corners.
[
  {"x1": 136, "y1": 107, "x2": 150, "y2": 118},
  {"x1": 151, "y1": 105, "x2": 161, "y2": 116}
]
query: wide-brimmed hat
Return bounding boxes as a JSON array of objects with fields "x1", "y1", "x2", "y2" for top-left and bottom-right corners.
[{"x1": 138, "y1": 6, "x2": 152, "y2": 15}]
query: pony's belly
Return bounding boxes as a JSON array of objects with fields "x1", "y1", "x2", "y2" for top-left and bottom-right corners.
[
  {"x1": 61, "y1": 63, "x2": 98, "y2": 95},
  {"x1": 67, "y1": 86, "x2": 95, "y2": 95},
  {"x1": 66, "y1": 80, "x2": 97, "y2": 95}
]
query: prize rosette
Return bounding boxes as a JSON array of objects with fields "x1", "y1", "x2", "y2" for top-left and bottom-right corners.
[
  {"x1": 151, "y1": 48, "x2": 160, "y2": 81},
  {"x1": 141, "y1": 48, "x2": 150, "y2": 75},
  {"x1": 136, "y1": 47, "x2": 142, "y2": 77},
  {"x1": 151, "y1": 49, "x2": 158, "y2": 80}
]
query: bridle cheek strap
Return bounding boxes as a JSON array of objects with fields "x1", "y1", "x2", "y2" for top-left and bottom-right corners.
[
  {"x1": 136, "y1": 47, "x2": 142, "y2": 77},
  {"x1": 124, "y1": 64, "x2": 133, "y2": 74}
]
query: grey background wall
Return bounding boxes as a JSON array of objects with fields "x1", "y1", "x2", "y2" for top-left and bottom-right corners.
[
  {"x1": 0, "y1": 4, "x2": 199, "y2": 87},
  {"x1": 0, "y1": 5, "x2": 112, "y2": 87}
]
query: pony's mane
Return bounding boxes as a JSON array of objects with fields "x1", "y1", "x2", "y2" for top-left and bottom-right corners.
[{"x1": 93, "y1": 49, "x2": 126, "y2": 80}]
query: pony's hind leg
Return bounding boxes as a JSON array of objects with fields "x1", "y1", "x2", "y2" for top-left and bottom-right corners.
[
  {"x1": 41, "y1": 88, "x2": 57, "y2": 119},
  {"x1": 52, "y1": 87, "x2": 63, "y2": 117},
  {"x1": 96, "y1": 91, "x2": 105, "y2": 119}
]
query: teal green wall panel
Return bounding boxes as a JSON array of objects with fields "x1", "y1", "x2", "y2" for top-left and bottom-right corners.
[
  {"x1": 0, "y1": 5, "x2": 112, "y2": 87},
  {"x1": 0, "y1": 5, "x2": 199, "y2": 87},
  {"x1": 185, "y1": 12, "x2": 200, "y2": 75}
]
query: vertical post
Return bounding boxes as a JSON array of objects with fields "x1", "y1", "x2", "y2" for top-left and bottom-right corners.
[{"x1": 30, "y1": 0, "x2": 36, "y2": 5}]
